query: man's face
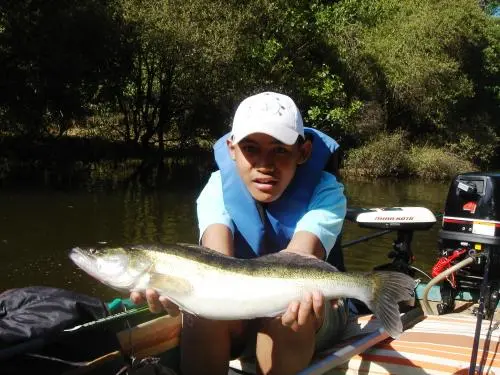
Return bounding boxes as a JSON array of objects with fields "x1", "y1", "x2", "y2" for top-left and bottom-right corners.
[{"x1": 227, "y1": 133, "x2": 311, "y2": 203}]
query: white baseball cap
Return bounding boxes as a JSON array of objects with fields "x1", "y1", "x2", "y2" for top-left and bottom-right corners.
[{"x1": 231, "y1": 91, "x2": 304, "y2": 145}]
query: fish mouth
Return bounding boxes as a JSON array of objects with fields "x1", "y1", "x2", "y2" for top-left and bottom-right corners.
[
  {"x1": 69, "y1": 247, "x2": 102, "y2": 280},
  {"x1": 69, "y1": 246, "x2": 121, "y2": 286},
  {"x1": 69, "y1": 247, "x2": 94, "y2": 269},
  {"x1": 69, "y1": 246, "x2": 148, "y2": 292}
]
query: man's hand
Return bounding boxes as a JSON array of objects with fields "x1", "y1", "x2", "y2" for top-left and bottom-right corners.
[
  {"x1": 278, "y1": 251, "x2": 339, "y2": 332},
  {"x1": 281, "y1": 290, "x2": 325, "y2": 332},
  {"x1": 130, "y1": 289, "x2": 180, "y2": 317}
]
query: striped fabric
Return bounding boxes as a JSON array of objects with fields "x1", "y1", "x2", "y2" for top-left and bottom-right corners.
[{"x1": 322, "y1": 313, "x2": 500, "y2": 374}]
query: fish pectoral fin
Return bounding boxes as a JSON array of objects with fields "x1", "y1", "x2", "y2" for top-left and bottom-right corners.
[
  {"x1": 148, "y1": 272, "x2": 193, "y2": 296},
  {"x1": 262, "y1": 308, "x2": 287, "y2": 318},
  {"x1": 178, "y1": 306, "x2": 199, "y2": 317},
  {"x1": 163, "y1": 296, "x2": 199, "y2": 317}
]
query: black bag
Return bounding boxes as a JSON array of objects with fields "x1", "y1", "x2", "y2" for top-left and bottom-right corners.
[
  {"x1": 0, "y1": 286, "x2": 124, "y2": 375},
  {"x1": 0, "y1": 286, "x2": 108, "y2": 347}
]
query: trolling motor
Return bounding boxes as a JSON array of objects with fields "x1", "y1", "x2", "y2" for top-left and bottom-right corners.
[
  {"x1": 433, "y1": 172, "x2": 500, "y2": 375},
  {"x1": 344, "y1": 207, "x2": 436, "y2": 316},
  {"x1": 346, "y1": 207, "x2": 437, "y2": 276}
]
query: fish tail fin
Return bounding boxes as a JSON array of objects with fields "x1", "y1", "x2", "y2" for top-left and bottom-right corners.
[{"x1": 364, "y1": 271, "x2": 416, "y2": 338}]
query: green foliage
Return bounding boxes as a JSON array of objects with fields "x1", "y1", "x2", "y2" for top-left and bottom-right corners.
[
  {"x1": 363, "y1": 1, "x2": 477, "y2": 125},
  {"x1": 305, "y1": 64, "x2": 362, "y2": 142},
  {"x1": 485, "y1": 1, "x2": 500, "y2": 14},
  {"x1": 344, "y1": 130, "x2": 476, "y2": 180},
  {"x1": 482, "y1": 16, "x2": 500, "y2": 103},
  {"x1": 235, "y1": 1, "x2": 340, "y2": 96},
  {"x1": 317, "y1": 0, "x2": 500, "y2": 148},
  {"x1": 407, "y1": 146, "x2": 476, "y2": 180},
  {"x1": 119, "y1": 0, "x2": 249, "y2": 147},
  {"x1": 0, "y1": 0, "x2": 499, "y2": 176},
  {"x1": 344, "y1": 130, "x2": 409, "y2": 178},
  {"x1": 445, "y1": 131, "x2": 498, "y2": 168}
]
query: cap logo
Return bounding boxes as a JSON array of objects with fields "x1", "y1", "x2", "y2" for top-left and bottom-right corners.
[{"x1": 252, "y1": 96, "x2": 285, "y2": 117}]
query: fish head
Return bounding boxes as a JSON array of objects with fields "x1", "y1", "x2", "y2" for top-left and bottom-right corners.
[{"x1": 69, "y1": 246, "x2": 152, "y2": 292}]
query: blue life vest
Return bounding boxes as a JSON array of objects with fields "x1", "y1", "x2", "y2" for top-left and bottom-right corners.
[{"x1": 213, "y1": 128, "x2": 340, "y2": 259}]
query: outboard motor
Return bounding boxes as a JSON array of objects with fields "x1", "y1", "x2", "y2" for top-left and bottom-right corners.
[{"x1": 435, "y1": 172, "x2": 500, "y2": 318}]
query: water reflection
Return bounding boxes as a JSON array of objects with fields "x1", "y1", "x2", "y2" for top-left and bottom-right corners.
[
  {"x1": 0, "y1": 160, "x2": 452, "y2": 301},
  {"x1": 121, "y1": 180, "x2": 198, "y2": 245}
]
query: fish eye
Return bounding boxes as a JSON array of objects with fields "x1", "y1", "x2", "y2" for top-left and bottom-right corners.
[{"x1": 89, "y1": 247, "x2": 104, "y2": 256}]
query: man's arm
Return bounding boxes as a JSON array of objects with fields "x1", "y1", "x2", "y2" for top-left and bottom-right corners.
[
  {"x1": 200, "y1": 223, "x2": 234, "y2": 256},
  {"x1": 294, "y1": 172, "x2": 346, "y2": 259},
  {"x1": 279, "y1": 231, "x2": 327, "y2": 331},
  {"x1": 280, "y1": 173, "x2": 346, "y2": 330},
  {"x1": 284, "y1": 231, "x2": 326, "y2": 260},
  {"x1": 197, "y1": 172, "x2": 235, "y2": 254}
]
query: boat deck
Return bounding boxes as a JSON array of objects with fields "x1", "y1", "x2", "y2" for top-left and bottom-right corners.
[
  {"x1": 312, "y1": 300, "x2": 500, "y2": 375},
  {"x1": 230, "y1": 301, "x2": 500, "y2": 375},
  {"x1": 325, "y1": 314, "x2": 498, "y2": 374}
]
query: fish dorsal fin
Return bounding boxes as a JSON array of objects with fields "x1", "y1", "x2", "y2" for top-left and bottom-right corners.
[
  {"x1": 252, "y1": 251, "x2": 339, "y2": 272},
  {"x1": 148, "y1": 272, "x2": 193, "y2": 296}
]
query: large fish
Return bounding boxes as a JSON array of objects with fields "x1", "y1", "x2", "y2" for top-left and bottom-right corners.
[{"x1": 69, "y1": 243, "x2": 415, "y2": 338}]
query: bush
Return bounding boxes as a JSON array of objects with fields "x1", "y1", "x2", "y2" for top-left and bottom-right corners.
[
  {"x1": 445, "y1": 131, "x2": 497, "y2": 169},
  {"x1": 407, "y1": 145, "x2": 476, "y2": 180},
  {"x1": 343, "y1": 130, "x2": 409, "y2": 178},
  {"x1": 343, "y1": 130, "x2": 477, "y2": 180}
]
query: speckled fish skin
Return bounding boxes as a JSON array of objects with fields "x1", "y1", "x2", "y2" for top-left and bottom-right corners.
[{"x1": 69, "y1": 243, "x2": 415, "y2": 338}]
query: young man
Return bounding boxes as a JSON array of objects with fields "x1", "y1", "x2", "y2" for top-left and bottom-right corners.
[{"x1": 131, "y1": 91, "x2": 347, "y2": 375}]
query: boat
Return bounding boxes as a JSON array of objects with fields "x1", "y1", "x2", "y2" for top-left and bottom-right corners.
[{"x1": 1, "y1": 171, "x2": 499, "y2": 375}]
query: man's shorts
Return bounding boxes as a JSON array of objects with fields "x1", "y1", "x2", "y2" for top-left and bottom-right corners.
[
  {"x1": 315, "y1": 298, "x2": 349, "y2": 352},
  {"x1": 235, "y1": 298, "x2": 349, "y2": 359}
]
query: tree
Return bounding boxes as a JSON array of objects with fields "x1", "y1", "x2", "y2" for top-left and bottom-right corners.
[
  {"x1": 117, "y1": 0, "x2": 250, "y2": 151},
  {"x1": 0, "y1": 0, "x2": 131, "y2": 137},
  {"x1": 316, "y1": 0, "x2": 500, "y2": 159}
]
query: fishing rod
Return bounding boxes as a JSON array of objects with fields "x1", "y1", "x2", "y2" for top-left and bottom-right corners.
[
  {"x1": 63, "y1": 304, "x2": 151, "y2": 333},
  {"x1": 469, "y1": 249, "x2": 491, "y2": 375},
  {"x1": 341, "y1": 229, "x2": 392, "y2": 248}
]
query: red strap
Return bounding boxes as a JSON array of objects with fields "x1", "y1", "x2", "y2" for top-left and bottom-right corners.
[{"x1": 431, "y1": 248, "x2": 468, "y2": 287}]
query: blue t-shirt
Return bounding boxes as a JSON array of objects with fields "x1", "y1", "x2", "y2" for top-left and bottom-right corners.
[{"x1": 196, "y1": 171, "x2": 346, "y2": 257}]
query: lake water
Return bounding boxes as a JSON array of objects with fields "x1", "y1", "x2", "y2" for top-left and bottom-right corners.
[{"x1": 0, "y1": 171, "x2": 451, "y2": 303}]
